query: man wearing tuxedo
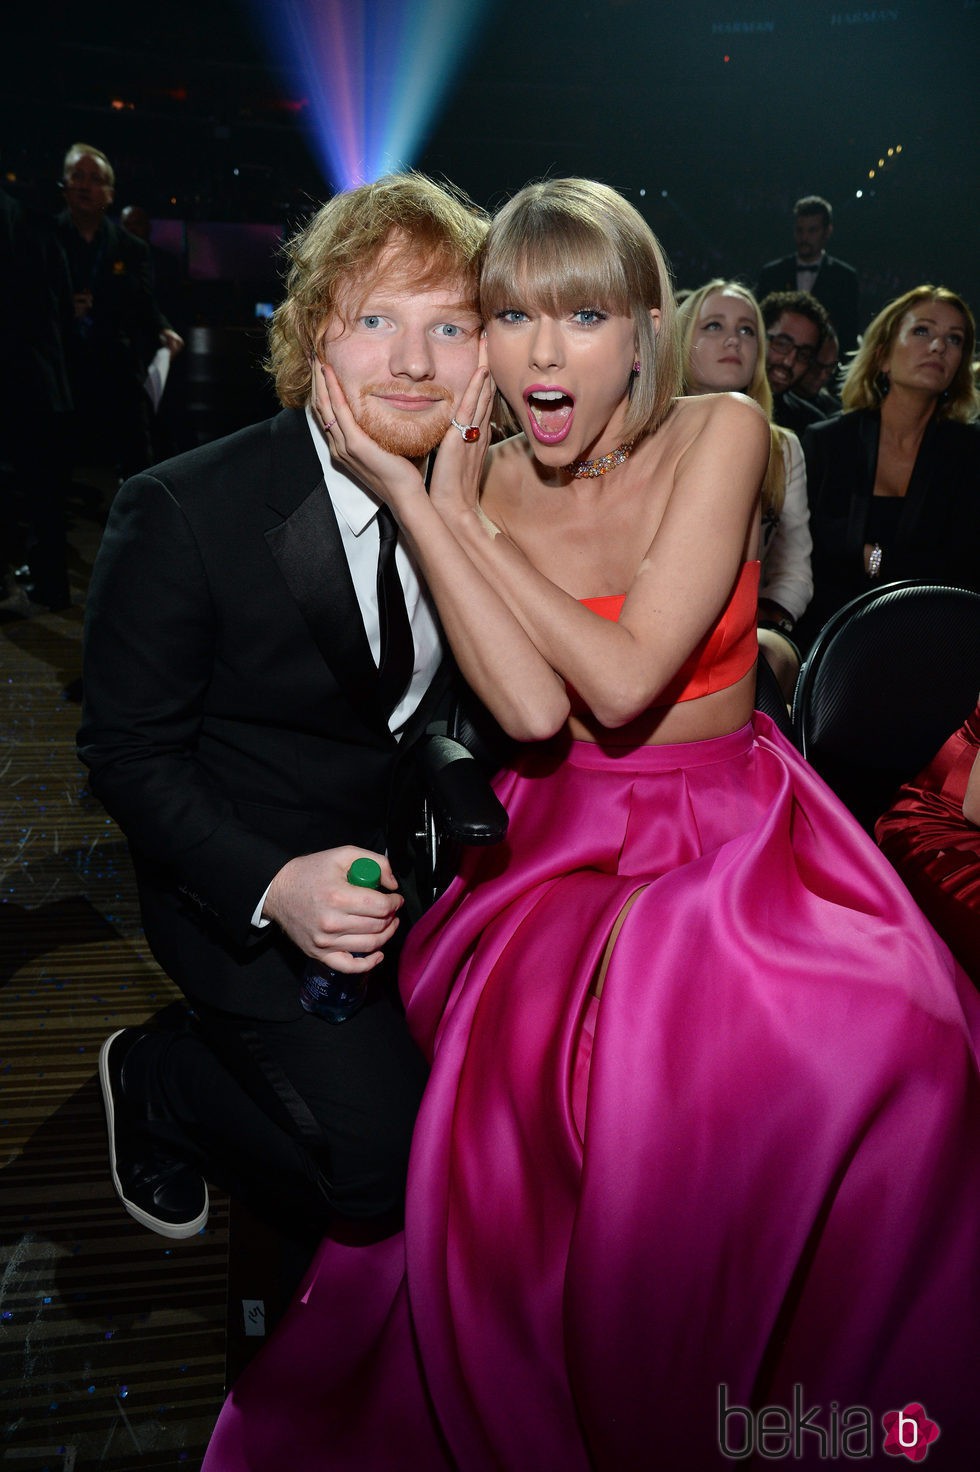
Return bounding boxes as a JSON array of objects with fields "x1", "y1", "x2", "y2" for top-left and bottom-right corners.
[
  {"x1": 78, "y1": 174, "x2": 488, "y2": 1253},
  {"x1": 57, "y1": 143, "x2": 183, "y2": 478},
  {"x1": 756, "y1": 195, "x2": 860, "y2": 354}
]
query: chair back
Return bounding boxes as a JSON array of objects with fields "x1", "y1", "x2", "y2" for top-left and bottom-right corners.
[{"x1": 791, "y1": 580, "x2": 980, "y2": 830}]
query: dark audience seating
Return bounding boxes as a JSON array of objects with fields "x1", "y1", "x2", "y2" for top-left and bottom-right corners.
[{"x1": 791, "y1": 580, "x2": 980, "y2": 831}]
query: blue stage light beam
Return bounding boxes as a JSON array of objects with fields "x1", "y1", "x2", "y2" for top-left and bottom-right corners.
[{"x1": 250, "y1": 0, "x2": 490, "y2": 193}]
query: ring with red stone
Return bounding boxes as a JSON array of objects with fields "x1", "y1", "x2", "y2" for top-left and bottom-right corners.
[{"x1": 450, "y1": 418, "x2": 481, "y2": 443}]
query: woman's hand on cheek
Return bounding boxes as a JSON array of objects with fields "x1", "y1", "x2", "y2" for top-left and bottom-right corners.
[
  {"x1": 429, "y1": 357, "x2": 494, "y2": 516},
  {"x1": 313, "y1": 361, "x2": 425, "y2": 509}
]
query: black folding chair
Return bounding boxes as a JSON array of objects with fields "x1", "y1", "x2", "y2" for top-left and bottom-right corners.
[{"x1": 791, "y1": 580, "x2": 980, "y2": 831}]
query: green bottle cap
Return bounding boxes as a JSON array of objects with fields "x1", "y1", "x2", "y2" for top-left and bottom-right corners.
[{"x1": 347, "y1": 857, "x2": 383, "y2": 889}]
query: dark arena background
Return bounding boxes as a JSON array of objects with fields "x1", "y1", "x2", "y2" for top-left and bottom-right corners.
[
  {"x1": 1, "y1": 2, "x2": 978, "y2": 1468},
  {"x1": 4, "y1": 1, "x2": 979, "y2": 321}
]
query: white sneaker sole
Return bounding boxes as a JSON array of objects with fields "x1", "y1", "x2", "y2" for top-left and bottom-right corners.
[{"x1": 99, "y1": 1030, "x2": 209, "y2": 1240}]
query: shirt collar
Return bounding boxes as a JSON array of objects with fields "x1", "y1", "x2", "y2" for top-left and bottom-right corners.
[
  {"x1": 304, "y1": 404, "x2": 430, "y2": 536},
  {"x1": 304, "y1": 404, "x2": 384, "y2": 537}
]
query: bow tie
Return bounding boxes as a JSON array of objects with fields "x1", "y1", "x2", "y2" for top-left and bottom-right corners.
[{"x1": 796, "y1": 261, "x2": 819, "y2": 272}]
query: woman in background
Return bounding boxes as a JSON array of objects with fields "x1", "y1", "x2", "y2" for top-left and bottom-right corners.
[
  {"x1": 678, "y1": 278, "x2": 812, "y2": 697},
  {"x1": 796, "y1": 284, "x2": 980, "y2": 654}
]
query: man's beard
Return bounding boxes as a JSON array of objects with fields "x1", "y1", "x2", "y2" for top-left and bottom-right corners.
[{"x1": 349, "y1": 382, "x2": 455, "y2": 459}]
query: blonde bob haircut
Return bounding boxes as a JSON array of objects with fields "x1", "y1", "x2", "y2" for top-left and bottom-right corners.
[
  {"x1": 480, "y1": 178, "x2": 681, "y2": 439},
  {"x1": 267, "y1": 172, "x2": 488, "y2": 408},
  {"x1": 677, "y1": 279, "x2": 787, "y2": 520},
  {"x1": 842, "y1": 285, "x2": 979, "y2": 424}
]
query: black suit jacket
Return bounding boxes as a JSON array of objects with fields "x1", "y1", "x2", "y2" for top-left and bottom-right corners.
[
  {"x1": 795, "y1": 408, "x2": 980, "y2": 653},
  {"x1": 78, "y1": 408, "x2": 453, "y2": 1019},
  {"x1": 773, "y1": 389, "x2": 825, "y2": 438},
  {"x1": 56, "y1": 212, "x2": 171, "y2": 383},
  {"x1": 756, "y1": 252, "x2": 860, "y2": 352}
]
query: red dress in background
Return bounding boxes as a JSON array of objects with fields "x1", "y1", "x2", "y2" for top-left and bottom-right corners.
[{"x1": 876, "y1": 701, "x2": 980, "y2": 982}]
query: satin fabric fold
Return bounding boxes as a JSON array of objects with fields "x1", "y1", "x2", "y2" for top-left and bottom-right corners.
[
  {"x1": 205, "y1": 715, "x2": 980, "y2": 1471},
  {"x1": 876, "y1": 702, "x2": 980, "y2": 981}
]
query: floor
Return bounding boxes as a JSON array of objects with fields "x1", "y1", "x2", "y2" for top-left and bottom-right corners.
[{"x1": 1, "y1": 476, "x2": 228, "y2": 1471}]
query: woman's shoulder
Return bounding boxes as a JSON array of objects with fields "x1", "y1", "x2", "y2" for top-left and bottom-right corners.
[
  {"x1": 666, "y1": 392, "x2": 769, "y2": 460},
  {"x1": 672, "y1": 390, "x2": 767, "y2": 429}
]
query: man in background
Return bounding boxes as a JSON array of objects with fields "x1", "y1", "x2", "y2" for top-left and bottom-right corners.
[
  {"x1": 793, "y1": 329, "x2": 842, "y2": 419},
  {"x1": 56, "y1": 143, "x2": 183, "y2": 478},
  {"x1": 759, "y1": 289, "x2": 831, "y2": 437},
  {"x1": 757, "y1": 195, "x2": 859, "y2": 354}
]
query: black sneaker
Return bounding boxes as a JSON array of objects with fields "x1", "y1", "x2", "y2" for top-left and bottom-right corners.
[{"x1": 99, "y1": 1028, "x2": 209, "y2": 1239}]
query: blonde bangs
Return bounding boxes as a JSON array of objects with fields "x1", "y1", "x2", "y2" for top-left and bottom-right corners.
[
  {"x1": 481, "y1": 212, "x2": 631, "y2": 320},
  {"x1": 481, "y1": 179, "x2": 680, "y2": 437}
]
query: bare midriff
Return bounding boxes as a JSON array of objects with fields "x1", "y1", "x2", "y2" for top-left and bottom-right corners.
[{"x1": 565, "y1": 667, "x2": 756, "y2": 747}]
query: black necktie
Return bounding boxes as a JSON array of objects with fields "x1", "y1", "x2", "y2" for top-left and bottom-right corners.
[{"x1": 375, "y1": 504, "x2": 415, "y2": 719}]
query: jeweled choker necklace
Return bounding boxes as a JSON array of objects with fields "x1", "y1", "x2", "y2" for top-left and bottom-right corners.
[{"x1": 562, "y1": 439, "x2": 635, "y2": 479}]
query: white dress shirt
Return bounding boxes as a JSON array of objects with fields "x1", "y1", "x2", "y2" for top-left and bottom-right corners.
[
  {"x1": 303, "y1": 405, "x2": 443, "y2": 731},
  {"x1": 251, "y1": 410, "x2": 444, "y2": 927},
  {"x1": 795, "y1": 254, "x2": 824, "y2": 293}
]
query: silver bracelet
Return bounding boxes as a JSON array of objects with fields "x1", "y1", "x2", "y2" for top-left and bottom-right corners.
[{"x1": 867, "y1": 543, "x2": 883, "y2": 579}]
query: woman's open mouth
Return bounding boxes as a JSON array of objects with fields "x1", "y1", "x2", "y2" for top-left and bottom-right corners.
[{"x1": 524, "y1": 386, "x2": 575, "y2": 444}]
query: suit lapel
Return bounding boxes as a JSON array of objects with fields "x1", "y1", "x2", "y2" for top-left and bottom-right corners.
[
  {"x1": 844, "y1": 411, "x2": 879, "y2": 559},
  {"x1": 896, "y1": 416, "x2": 941, "y2": 550},
  {"x1": 263, "y1": 410, "x2": 393, "y2": 738}
]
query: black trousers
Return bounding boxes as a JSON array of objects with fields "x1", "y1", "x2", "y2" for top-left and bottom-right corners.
[{"x1": 139, "y1": 980, "x2": 428, "y2": 1242}]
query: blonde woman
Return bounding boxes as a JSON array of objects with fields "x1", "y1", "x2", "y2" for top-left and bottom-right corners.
[
  {"x1": 679, "y1": 278, "x2": 812, "y2": 695},
  {"x1": 796, "y1": 284, "x2": 980, "y2": 652}
]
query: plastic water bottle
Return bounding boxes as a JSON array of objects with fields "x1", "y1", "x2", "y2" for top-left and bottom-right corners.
[{"x1": 299, "y1": 857, "x2": 384, "y2": 1024}]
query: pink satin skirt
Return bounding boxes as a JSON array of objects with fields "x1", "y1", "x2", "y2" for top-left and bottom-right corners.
[{"x1": 205, "y1": 716, "x2": 980, "y2": 1470}]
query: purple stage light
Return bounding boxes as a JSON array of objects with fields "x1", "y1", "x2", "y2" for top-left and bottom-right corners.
[{"x1": 250, "y1": 0, "x2": 487, "y2": 192}]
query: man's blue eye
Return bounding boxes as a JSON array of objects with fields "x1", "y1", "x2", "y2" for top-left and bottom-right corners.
[
  {"x1": 436, "y1": 324, "x2": 461, "y2": 337},
  {"x1": 362, "y1": 316, "x2": 382, "y2": 329}
]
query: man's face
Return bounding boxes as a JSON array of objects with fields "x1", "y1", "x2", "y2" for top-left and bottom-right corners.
[
  {"x1": 317, "y1": 254, "x2": 481, "y2": 459},
  {"x1": 765, "y1": 311, "x2": 821, "y2": 395},
  {"x1": 793, "y1": 212, "x2": 832, "y2": 262},
  {"x1": 63, "y1": 151, "x2": 114, "y2": 228},
  {"x1": 798, "y1": 335, "x2": 840, "y2": 398}
]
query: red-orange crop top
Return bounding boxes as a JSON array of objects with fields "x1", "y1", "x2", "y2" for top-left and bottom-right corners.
[{"x1": 579, "y1": 561, "x2": 760, "y2": 705}]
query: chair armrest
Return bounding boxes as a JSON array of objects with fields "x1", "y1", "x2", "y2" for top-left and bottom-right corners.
[{"x1": 415, "y1": 734, "x2": 508, "y2": 845}]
